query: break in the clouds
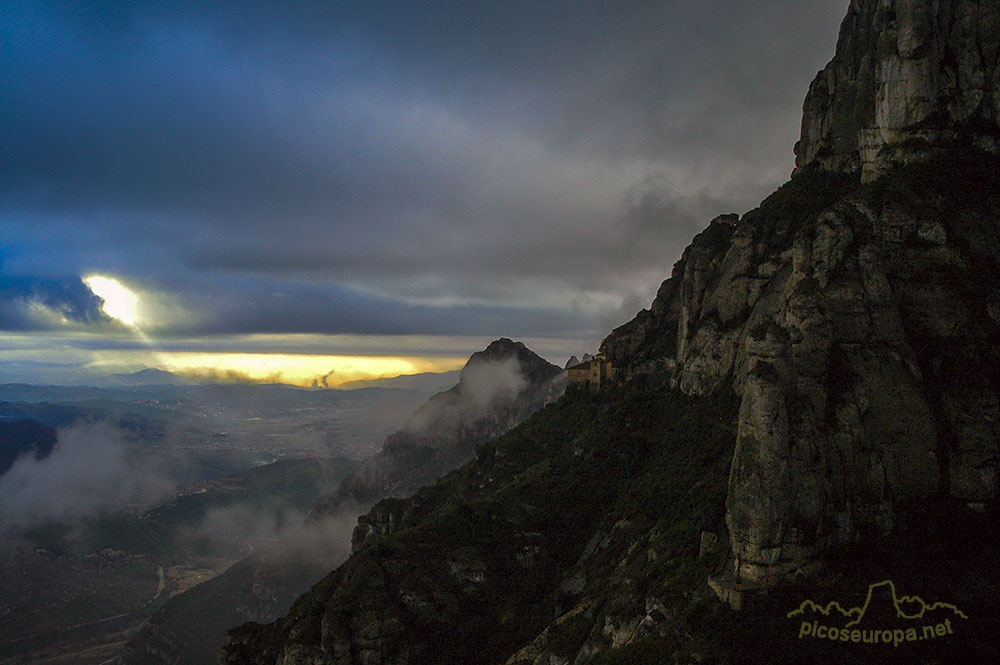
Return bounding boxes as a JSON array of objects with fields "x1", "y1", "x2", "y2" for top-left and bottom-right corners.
[{"x1": 1, "y1": 0, "x2": 847, "y2": 351}]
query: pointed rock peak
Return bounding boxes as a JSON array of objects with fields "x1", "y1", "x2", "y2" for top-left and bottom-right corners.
[
  {"x1": 795, "y1": 0, "x2": 1000, "y2": 182},
  {"x1": 477, "y1": 337, "x2": 526, "y2": 357},
  {"x1": 460, "y1": 338, "x2": 562, "y2": 386}
]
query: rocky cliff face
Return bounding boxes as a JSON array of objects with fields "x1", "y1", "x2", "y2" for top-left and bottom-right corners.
[
  {"x1": 605, "y1": 158, "x2": 1000, "y2": 585},
  {"x1": 794, "y1": 0, "x2": 1000, "y2": 182},
  {"x1": 600, "y1": 0, "x2": 1000, "y2": 587}
]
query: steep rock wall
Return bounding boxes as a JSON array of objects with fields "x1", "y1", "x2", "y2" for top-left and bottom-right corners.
[
  {"x1": 794, "y1": 0, "x2": 1000, "y2": 181},
  {"x1": 602, "y1": 0, "x2": 1000, "y2": 586},
  {"x1": 602, "y1": 160, "x2": 1000, "y2": 583}
]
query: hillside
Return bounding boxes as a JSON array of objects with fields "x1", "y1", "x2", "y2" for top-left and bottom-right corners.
[
  {"x1": 312, "y1": 338, "x2": 565, "y2": 523},
  {"x1": 222, "y1": 378, "x2": 742, "y2": 664},
  {"x1": 0, "y1": 419, "x2": 56, "y2": 476},
  {"x1": 222, "y1": 373, "x2": 1000, "y2": 665}
]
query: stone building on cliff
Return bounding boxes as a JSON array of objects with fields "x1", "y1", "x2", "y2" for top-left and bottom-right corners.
[{"x1": 567, "y1": 353, "x2": 615, "y2": 388}]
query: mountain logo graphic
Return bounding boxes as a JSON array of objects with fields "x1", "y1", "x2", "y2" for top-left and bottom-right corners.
[
  {"x1": 787, "y1": 580, "x2": 967, "y2": 626},
  {"x1": 788, "y1": 581, "x2": 968, "y2": 646}
]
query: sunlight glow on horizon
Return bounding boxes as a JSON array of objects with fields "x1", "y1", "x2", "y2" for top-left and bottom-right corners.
[
  {"x1": 150, "y1": 352, "x2": 466, "y2": 387},
  {"x1": 0, "y1": 330, "x2": 585, "y2": 387}
]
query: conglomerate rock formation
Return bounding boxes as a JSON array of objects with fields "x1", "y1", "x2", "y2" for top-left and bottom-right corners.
[
  {"x1": 794, "y1": 0, "x2": 1000, "y2": 181},
  {"x1": 601, "y1": 0, "x2": 1000, "y2": 586}
]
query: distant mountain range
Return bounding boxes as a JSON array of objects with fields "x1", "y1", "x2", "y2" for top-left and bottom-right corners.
[
  {"x1": 336, "y1": 370, "x2": 461, "y2": 394},
  {"x1": 72, "y1": 367, "x2": 462, "y2": 394},
  {"x1": 77, "y1": 367, "x2": 198, "y2": 387}
]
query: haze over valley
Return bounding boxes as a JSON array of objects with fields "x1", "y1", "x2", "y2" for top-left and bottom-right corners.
[
  {"x1": 0, "y1": 369, "x2": 443, "y2": 663},
  {"x1": 0, "y1": 347, "x2": 564, "y2": 664}
]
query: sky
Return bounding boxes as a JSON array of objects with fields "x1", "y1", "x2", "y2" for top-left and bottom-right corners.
[{"x1": 0, "y1": 0, "x2": 848, "y2": 386}]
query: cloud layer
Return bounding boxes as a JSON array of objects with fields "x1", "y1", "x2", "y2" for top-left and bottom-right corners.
[{"x1": 1, "y1": 0, "x2": 848, "y2": 352}]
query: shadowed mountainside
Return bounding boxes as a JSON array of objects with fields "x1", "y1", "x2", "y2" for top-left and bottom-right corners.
[
  {"x1": 311, "y1": 338, "x2": 565, "y2": 530},
  {"x1": 0, "y1": 419, "x2": 56, "y2": 476},
  {"x1": 0, "y1": 456, "x2": 359, "y2": 665}
]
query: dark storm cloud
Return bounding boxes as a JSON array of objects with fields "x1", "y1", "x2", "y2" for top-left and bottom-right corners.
[
  {"x1": 189, "y1": 280, "x2": 593, "y2": 337},
  {"x1": 0, "y1": 272, "x2": 109, "y2": 330},
  {"x1": 0, "y1": 0, "x2": 848, "y2": 339}
]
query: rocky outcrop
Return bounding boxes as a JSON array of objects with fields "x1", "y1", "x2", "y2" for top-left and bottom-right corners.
[
  {"x1": 600, "y1": 0, "x2": 1000, "y2": 588},
  {"x1": 602, "y1": 156, "x2": 1000, "y2": 586},
  {"x1": 795, "y1": 0, "x2": 1000, "y2": 182},
  {"x1": 397, "y1": 338, "x2": 565, "y2": 448},
  {"x1": 602, "y1": 214, "x2": 739, "y2": 382},
  {"x1": 310, "y1": 338, "x2": 565, "y2": 531},
  {"x1": 350, "y1": 498, "x2": 408, "y2": 551}
]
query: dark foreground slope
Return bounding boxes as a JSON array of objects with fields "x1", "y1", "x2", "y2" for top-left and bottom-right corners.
[
  {"x1": 119, "y1": 523, "x2": 355, "y2": 665},
  {"x1": 119, "y1": 461, "x2": 361, "y2": 665},
  {"x1": 222, "y1": 377, "x2": 740, "y2": 665},
  {"x1": 0, "y1": 419, "x2": 56, "y2": 476},
  {"x1": 220, "y1": 155, "x2": 1000, "y2": 665},
  {"x1": 0, "y1": 457, "x2": 358, "y2": 665}
]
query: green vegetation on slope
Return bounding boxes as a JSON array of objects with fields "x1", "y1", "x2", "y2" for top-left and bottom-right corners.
[
  {"x1": 224, "y1": 376, "x2": 741, "y2": 664},
  {"x1": 225, "y1": 347, "x2": 1000, "y2": 665}
]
